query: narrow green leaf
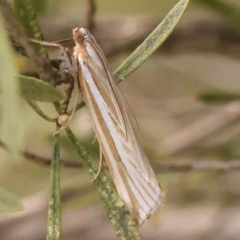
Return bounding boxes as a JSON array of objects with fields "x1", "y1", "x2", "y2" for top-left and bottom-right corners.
[
  {"x1": 114, "y1": 0, "x2": 189, "y2": 83},
  {"x1": 12, "y1": 0, "x2": 48, "y2": 57},
  {"x1": 26, "y1": 99, "x2": 56, "y2": 121},
  {"x1": 18, "y1": 75, "x2": 65, "y2": 102},
  {"x1": 198, "y1": 90, "x2": 240, "y2": 104},
  {"x1": 0, "y1": 13, "x2": 24, "y2": 155},
  {"x1": 47, "y1": 135, "x2": 61, "y2": 240},
  {"x1": 0, "y1": 187, "x2": 23, "y2": 213},
  {"x1": 66, "y1": 129, "x2": 141, "y2": 240}
]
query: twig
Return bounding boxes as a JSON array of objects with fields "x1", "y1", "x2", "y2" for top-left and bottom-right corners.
[
  {"x1": 86, "y1": 0, "x2": 96, "y2": 32},
  {"x1": 24, "y1": 152, "x2": 240, "y2": 173},
  {"x1": 154, "y1": 160, "x2": 240, "y2": 174},
  {"x1": 22, "y1": 151, "x2": 240, "y2": 173},
  {"x1": 0, "y1": 139, "x2": 82, "y2": 168},
  {"x1": 10, "y1": 36, "x2": 28, "y2": 57},
  {"x1": 1, "y1": 138, "x2": 240, "y2": 173},
  {"x1": 23, "y1": 151, "x2": 83, "y2": 168},
  {"x1": 0, "y1": 0, "x2": 70, "y2": 86}
]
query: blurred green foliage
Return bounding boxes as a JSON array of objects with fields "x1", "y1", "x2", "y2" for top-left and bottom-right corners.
[
  {"x1": 0, "y1": 13, "x2": 24, "y2": 156},
  {"x1": 195, "y1": 0, "x2": 240, "y2": 28},
  {"x1": 198, "y1": 90, "x2": 240, "y2": 104},
  {"x1": 0, "y1": 187, "x2": 23, "y2": 213}
]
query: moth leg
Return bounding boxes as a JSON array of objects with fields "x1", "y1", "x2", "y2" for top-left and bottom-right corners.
[
  {"x1": 92, "y1": 135, "x2": 97, "y2": 144},
  {"x1": 30, "y1": 39, "x2": 72, "y2": 72},
  {"x1": 54, "y1": 94, "x2": 79, "y2": 135},
  {"x1": 91, "y1": 147, "x2": 103, "y2": 182}
]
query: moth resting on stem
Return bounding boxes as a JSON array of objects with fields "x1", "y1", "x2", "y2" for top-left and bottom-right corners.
[{"x1": 72, "y1": 27, "x2": 165, "y2": 225}]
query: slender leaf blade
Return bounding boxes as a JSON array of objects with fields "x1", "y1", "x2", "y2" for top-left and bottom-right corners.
[
  {"x1": 26, "y1": 99, "x2": 56, "y2": 121},
  {"x1": 18, "y1": 75, "x2": 65, "y2": 102},
  {"x1": 114, "y1": 0, "x2": 189, "y2": 83},
  {"x1": 0, "y1": 188, "x2": 23, "y2": 213}
]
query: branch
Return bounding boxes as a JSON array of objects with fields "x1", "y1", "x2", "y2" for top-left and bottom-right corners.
[
  {"x1": 1, "y1": 139, "x2": 240, "y2": 174},
  {"x1": 0, "y1": 0, "x2": 70, "y2": 86},
  {"x1": 23, "y1": 152, "x2": 240, "y2": 174},
  {"x1": 0, "y1": 139, "x2": 82, "y2": 168},
  {"x1": 23, "y1": 151, "x2": 83, "y2": 168},
  {"x1": 154, "y1": 160, "x2": 240, "y2": 174}
]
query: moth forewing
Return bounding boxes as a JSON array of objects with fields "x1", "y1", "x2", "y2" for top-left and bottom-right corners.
[{"x1": 73, "y1": 27, "x2": 165, "y2": 225}]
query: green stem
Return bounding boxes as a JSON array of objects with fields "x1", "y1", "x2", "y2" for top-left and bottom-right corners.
[
  {"x1": 47, "y1": 135, "x2": 61, "y2": 240},
  {"x1": 26, "y1": 99, "x2": 56, "y2": 122},
  {"x1": 66, "y1": 128, "x2": 142, "y2": 240}
]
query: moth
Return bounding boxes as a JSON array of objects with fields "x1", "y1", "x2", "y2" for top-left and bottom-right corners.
[{"x1": 72, "y1": 27, "x2": 165, "y2": 225}]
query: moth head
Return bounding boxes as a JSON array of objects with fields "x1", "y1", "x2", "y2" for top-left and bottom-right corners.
[{"x1": 72, "y1": 27, "x2": 90, "y2": 44}]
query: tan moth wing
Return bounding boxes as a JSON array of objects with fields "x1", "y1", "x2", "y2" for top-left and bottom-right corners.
[{"x1": 73, "y1": 27, "x2": 165, "y2": 225}]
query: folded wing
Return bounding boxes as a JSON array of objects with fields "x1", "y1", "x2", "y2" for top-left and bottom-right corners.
[{"x1": 75, "y1": 34, "x2": 165, "y2": 225}]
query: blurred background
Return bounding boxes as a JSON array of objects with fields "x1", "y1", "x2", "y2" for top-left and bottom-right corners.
[{"x1": 1, "y1": 0, "x2": 240, "y2": 239}]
